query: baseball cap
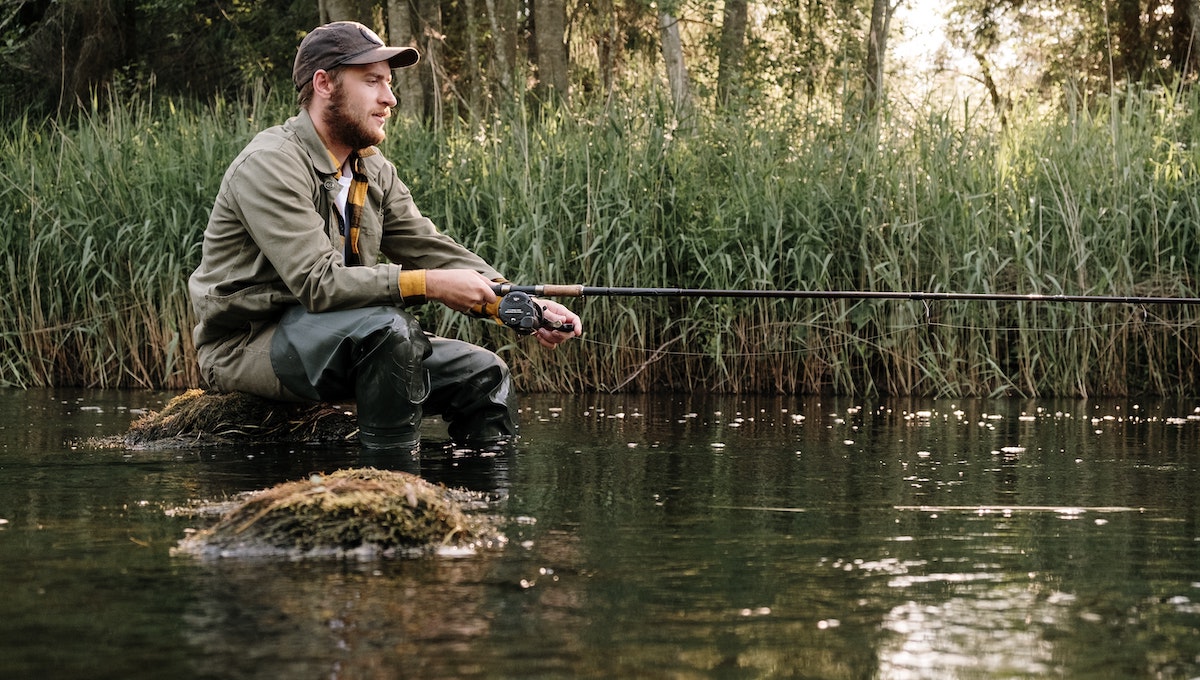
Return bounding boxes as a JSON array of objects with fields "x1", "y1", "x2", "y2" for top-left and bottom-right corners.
[{"x1": 293, "y1": 21, "x2": 420, "y2": 90}]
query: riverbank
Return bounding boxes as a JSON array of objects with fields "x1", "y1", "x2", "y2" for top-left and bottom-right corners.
[{"x1": 2, "y1": 86, "x2": 1199, "y2": 396}]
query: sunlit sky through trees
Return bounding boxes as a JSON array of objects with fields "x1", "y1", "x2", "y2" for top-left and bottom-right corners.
[{"x1": 892, "y1": 1, "x2": 987, "y2": 109}]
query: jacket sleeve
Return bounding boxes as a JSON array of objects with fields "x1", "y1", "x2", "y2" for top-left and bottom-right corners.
[{"x1": 373, "y1": 159, "x2": 504, "y2": 281}]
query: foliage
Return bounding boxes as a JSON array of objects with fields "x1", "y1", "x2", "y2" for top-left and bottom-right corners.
[
  {"x1": 5, "y1": 82, "x2": 1195, "y2": 395},
  {"x1": 0, "y1": 91, "x2": 273, "y2": 388},
  {"x1": 0, "y1": 0, "x2": 317, "y2": 115},
  {"x1": 3, "y1": 0, "x2": 1194, "y2": 123},
  {"x1": 946, "y1": 0, "x2": 1199, "y2": 107}
]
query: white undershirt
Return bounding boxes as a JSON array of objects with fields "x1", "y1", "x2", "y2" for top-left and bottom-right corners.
[{"x1": 333, "y1": 162, "x2": 353, "y2": 224}]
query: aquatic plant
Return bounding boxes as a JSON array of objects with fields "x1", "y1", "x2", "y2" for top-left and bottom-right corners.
[
  {"x1": 412, "y1": 86, "x2": 1200, "y2": 397},
  {"x1": 2, "y1": 85, "x2": 1199, "y2": 396},
  {"x1": 174, "y1": 467, "x2": 502, "y2": 557},
  {"x1": 108, "y1": 388, "x2": 357, "y2": 448}
]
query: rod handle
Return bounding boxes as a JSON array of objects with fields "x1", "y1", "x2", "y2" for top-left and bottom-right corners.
[{"x1": 492, "y1": 283, "x2": 585, "y2": 297}]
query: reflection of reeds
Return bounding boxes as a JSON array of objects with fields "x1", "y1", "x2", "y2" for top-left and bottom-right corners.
[{"x1": 3, "y1": 86, "x2": 1199, "y2": 395}]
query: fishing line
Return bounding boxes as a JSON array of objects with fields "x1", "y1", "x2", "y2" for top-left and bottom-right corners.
[
  {"x1": 572, "y1": 317, "x2": 1168, "y2": 359},
  {"x1": 551, "y1": 294, "x2": 1200, "y2": 360}
]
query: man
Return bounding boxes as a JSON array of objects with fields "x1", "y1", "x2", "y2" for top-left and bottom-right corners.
[{"x1": 188, "y1": 21, "x2": 581, "y2": 454}]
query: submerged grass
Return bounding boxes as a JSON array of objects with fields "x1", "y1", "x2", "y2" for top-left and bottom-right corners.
[{"x1": 2, "y1": 85, "x2": 1199, "y2": 396}]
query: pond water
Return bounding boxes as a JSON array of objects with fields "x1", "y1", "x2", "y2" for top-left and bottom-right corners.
[{"x1": 1, "y1": 388, "x2": 1198, "y2": 679}]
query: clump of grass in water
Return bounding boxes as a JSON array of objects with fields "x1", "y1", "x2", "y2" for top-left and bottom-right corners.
[
  {"x1": 97, "y1": 388, "x2": 358, "y2": 449},
  {"x1": 174, "y1": 468, "x2": 503, "y2": 558}
]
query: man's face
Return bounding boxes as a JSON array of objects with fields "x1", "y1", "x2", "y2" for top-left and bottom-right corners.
[{"x1": 324, "y1": 62, "x2": 397, "y2": 150}]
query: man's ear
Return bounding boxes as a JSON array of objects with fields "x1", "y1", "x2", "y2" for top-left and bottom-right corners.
[{"x1": 312, "y1": 69, "x2": 335, "y2": 99}]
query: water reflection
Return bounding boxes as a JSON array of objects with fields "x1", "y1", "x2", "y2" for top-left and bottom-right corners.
[
  {"x1": 0, "y1": 389, "x2": 1198, "y2": 679},
  {"x1": 183, "y1": 558, "x2": 508, "y2": 679},
  {"x1": 878, "y1": 585, "x2": 1067, "y2": 677},
  {"x1": 509, "y1": 395, "x2": 1200, "y2": 678}
]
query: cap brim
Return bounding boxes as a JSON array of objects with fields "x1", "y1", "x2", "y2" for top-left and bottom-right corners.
[{"x1": 342, "y1": 46, "x2": 420, "y2": 69}]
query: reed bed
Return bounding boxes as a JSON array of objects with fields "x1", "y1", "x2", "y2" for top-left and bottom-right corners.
[{"x1": 2, "y1": 86, "x2": 1199, "y2": 396}]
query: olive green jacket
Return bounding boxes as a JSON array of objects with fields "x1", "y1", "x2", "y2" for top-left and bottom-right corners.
[{"x1": 188, "y1": 109, "x2": 501, "y2": 397}]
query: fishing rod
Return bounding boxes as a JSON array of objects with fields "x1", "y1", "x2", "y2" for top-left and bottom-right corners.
[
  {"x1": 494, "y1": 283, "x2": 1200, "y2": 305},
  {"x1": 489, "y1": 283, "x2": 1200, "y2": 334}
]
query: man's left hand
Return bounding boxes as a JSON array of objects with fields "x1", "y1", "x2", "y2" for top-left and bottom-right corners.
[{"x1": 534, "y1": 299, "x2": 582, "y2": 350}]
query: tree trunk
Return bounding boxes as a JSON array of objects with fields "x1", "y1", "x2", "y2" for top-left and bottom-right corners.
[
  {"x1": 658, "y1": 10, "x2": 692, "y2": 121},
  {"x1": 22, "y1": 0, "x2": 130, "y2": 113},
  {"x1": 464, "y1": 0, "x2": 482, "y2": 120},
  {"x1": 717, "y1": 0, "x2": 748, "y2": 105},
  {"x1": 484, "y1": 0, "x2": 519, "y2": 97},
  {"x1": 593, "y1": 0, "x2": 621, "y2": 97},
  {"x1": 320, "y1": 0, "x2": 370, "y2": 23},
  {"x1": 1171, "y1": 0, "x2": 1200, "y2": 76},
  {"x1": 974, "y1": 50, "x2": 1009, "y2": 128},
  {"x1": 386, "y1": 0, "x2": 425, "y2": 121},
  {"x1": 533, "y1": 0, "x2": 570, "y2": 101},
  {"x1": 1112, "y1": 0, "x2": 1145, "y2": 80},
  {"x1": 417, "y1": 0, "x2": 445, "y2": 126},
  {"x1": 863, "y1": 0, "x2": 896, "y2": 115}
]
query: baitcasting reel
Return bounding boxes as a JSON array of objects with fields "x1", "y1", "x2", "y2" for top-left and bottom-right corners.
[{"x1": 497, "y1": 291, "x2": 575, "y2": 335}]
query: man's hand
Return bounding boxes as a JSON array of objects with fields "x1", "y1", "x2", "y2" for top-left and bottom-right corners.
[
  {"x1": 425, "y1": 270, "x2": 501, "y2": 314},
  {"x1": 427, "y1": 270, "x2": 582, "y2": 349},
  {"x1": 532, "y1": 298, "x2": 582, "y2": 350}
]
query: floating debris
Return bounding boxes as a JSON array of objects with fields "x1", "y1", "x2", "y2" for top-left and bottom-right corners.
[
  {"x1": 173, "y1": 467, "x2": 503, "y2": 558},
  {"x1": 86, "y1": 389, "x2": 358, "y2": 449}
]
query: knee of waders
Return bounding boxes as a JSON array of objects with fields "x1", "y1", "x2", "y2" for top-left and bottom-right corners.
[
  {"x1": 442, "y1": 354, "x2": 518, "y2": 445},
  {"x1": 374, "y1": 312, "x2": 432, "y2": 361},
  {"x1": 357, "y1": 313, "x2": 433, "y2": 404},
  {"x1": 440, "y1": 345, "x2": 513, "y2": 406}
]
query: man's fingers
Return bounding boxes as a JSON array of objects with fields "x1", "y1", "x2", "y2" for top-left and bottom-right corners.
[{"x1": 426, "y1": 270, "x2": 500, "y2": 312}]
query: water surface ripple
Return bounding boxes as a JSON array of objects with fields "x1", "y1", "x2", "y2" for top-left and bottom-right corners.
[{"x1": 0, "y1": 389, "x2": 1197, "y2": 679}]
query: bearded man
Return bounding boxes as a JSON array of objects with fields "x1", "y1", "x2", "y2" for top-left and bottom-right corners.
[{"x1": 188, "y1": 21, "x2": 581, "y2": 457}]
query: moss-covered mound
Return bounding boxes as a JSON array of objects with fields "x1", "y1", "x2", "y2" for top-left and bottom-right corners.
[
  {"x1": 174, "y1": 467, "x2": 503, "y2": 558},
  {"x1": 99, "y1": 389, "x2": 358, "y2": 449}
]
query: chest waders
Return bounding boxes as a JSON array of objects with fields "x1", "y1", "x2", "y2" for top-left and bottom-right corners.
[{"x1": 270, "y1": 305, "x2": 516, "y2": 453}]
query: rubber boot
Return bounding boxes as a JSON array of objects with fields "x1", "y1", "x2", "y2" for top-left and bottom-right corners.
[
  {"x1": 424, "y1": 337, "x2": 518, "y2": 447},
  {"x1": 353, "y1": 316, "x2": 433, "y2": 453}
]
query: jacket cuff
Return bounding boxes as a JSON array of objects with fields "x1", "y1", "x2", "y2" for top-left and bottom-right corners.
[{"x1": 398, "y1": 270, "x2": 427, "y2": 305}]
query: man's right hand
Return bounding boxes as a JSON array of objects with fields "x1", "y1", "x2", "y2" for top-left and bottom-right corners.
[{"x1": 425, "y1": 269, "x2": 499, "y2": 314}]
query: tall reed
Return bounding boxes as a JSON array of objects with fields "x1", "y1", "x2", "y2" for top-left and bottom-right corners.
[
  {"x1": 0, "y1": 93, "x2": 271, "y2": 388},
  {"x1": 2, "y1": 84, "x2": 1198, "y2": 396}
]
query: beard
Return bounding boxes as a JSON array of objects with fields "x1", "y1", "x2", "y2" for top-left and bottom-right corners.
[{"x1": 325, "y1": 84, "x2": 386, "y2": 150}]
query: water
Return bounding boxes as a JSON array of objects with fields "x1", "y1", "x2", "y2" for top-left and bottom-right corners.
[{"x1": 1, "y1": 389, "x2": 1198, "y2": 679}]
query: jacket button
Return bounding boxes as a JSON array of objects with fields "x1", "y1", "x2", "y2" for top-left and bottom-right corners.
[{"x1": 323, "y1": 179, "x2": 338, "y2": 191}]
